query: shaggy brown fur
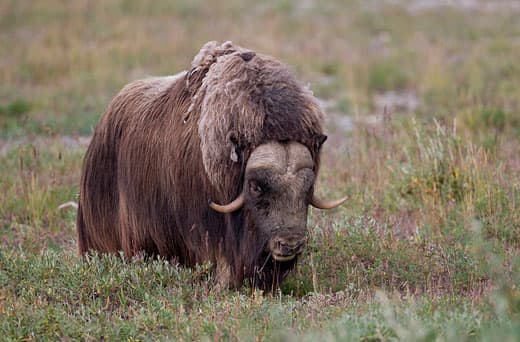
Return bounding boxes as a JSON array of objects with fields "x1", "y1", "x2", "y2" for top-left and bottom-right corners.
[{"x1": 77, "y1": 41, "x2": 326, "y2": 290}]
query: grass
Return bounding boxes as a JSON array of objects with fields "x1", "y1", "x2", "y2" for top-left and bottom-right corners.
[{"x1": 1, "y1": 0, "x2": 520, "y2": 340}]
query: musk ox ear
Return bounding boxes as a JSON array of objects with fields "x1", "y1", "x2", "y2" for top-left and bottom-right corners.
[
  {"x1": 227, "y1": 132, "x2": 242, "y2": 163},
  {"x1": 314, "y1": 134, "x2": 327, "y2": 151}
]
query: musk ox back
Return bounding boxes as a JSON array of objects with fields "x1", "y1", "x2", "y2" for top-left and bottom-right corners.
[{"x1": 77, "y1": 41, "x2": 346, "y2": 290}]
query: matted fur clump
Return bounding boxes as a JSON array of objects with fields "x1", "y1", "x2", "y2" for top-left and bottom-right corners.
[{"x1": 188, "y1": 41, "x2": 324, "y2": 192}]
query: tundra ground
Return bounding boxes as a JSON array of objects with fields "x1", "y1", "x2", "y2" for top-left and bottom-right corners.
[{"x1": 1, "y1": 1, "x2": 520, "y2": 340}]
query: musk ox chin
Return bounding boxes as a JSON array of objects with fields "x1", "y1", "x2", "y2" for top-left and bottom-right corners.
[{"x1": 77, "y1": 41, "x2": 346, "y2": 291}]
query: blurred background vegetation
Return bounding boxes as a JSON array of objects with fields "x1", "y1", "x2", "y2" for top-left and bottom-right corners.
[
  {"x1": 2, "y1": 0, "x2": 519, "y2": 138},
  {"x1": 1, "y1": 0, "x2": 520, "y2": 340}
]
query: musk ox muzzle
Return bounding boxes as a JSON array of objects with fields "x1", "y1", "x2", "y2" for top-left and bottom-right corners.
[{"x1": 269, "y1": 235, "x2": 306, "y2": 261}]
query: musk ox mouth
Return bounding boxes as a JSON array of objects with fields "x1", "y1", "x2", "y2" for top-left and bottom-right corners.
[{"x1": 271, "y1": 253, "x2": 297, "y2": 262}]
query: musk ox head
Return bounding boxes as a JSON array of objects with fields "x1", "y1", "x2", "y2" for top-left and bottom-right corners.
[
  {"x1": 211, "y1": 141, "x2": 346, "y2": 261},
  {"x1": 191, "y1": 41, "x2": 346, "y2": 262}
]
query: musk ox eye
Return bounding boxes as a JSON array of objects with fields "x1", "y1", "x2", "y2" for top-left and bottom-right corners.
[{"x1": 249, "y1": 180, "x2": 264, "y2": 196}]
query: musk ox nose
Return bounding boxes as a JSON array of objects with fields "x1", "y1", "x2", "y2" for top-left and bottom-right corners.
[
  {"x1": 270, "y1": 237, "x2": 306, "y2": 262},
  {"x1": 278, "y1": 241, "x2": 304, "y2": 256}
]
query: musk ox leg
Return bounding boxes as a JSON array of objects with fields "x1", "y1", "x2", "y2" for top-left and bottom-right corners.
[
  {"x1": 77, "y1": 121, "x2": 123, "y2": 255},
  {"x1": 118, "y1": 193, "x2": 140, "y2": 259},
  {"x1": 248, "y1": 258, "x2": 297, "y2": 292},
  {"x1": 117, "y1": 191, "x2": 162, "y2": 260},
  {"x1": 77, "y1": 198, "x2": 119, "y2": 255},
  {"x1": 213, "y1": 251, "x2": 247, "y2": 289},
  {"x1": 216, "y1": 256, "x2": 232, "y2": 288},
  {"x1": 77, "y1": 190, "x2": 122, "y2": 256}
]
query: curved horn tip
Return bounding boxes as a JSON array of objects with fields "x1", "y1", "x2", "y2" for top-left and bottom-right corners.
[
  {"x1": 310, "y1": 195, "x2": 348, "y2": 210},
  {"x1": 209, "y1": 193, "x2": 245, "y2": 213}
]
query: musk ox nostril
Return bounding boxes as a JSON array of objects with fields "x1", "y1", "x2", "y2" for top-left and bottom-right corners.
[
  {"x1": 280, "y1": 244, "x2": 292, "y2": 255},
  {"x1": 279, "y1": 242, "x2": 301, "y2": 256}
]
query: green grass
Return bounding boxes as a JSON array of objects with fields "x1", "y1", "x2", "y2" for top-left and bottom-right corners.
[
  {"x1": 1, "y1": 0, "x2": 520, "y2": 340},
  {"x1": 1, "y1": 249, "x2": 518, "y2": 340}
]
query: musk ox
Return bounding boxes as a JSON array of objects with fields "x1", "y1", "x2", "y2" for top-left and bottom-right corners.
[{"x1": 77, "y1": 41, "x2": 346, "y2": 290}]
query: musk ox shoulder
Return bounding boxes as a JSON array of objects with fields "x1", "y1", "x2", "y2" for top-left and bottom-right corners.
[{"x1": 77, "y1": 41, "x2": 345, "y2": 290}]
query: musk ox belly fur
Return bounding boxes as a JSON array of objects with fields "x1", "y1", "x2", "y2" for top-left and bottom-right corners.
[{"x1": 77, "y1": 41, "x2": 346, "y2": 290}]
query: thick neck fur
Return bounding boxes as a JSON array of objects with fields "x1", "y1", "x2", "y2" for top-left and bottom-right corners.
[{"x1": 170, "y1": 74, "x2": 297, "y2": 289}]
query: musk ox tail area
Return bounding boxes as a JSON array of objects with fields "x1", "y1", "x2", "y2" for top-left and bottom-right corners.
[{"x1": 77, "y1": 114, "x2": 122, "y2": 255}]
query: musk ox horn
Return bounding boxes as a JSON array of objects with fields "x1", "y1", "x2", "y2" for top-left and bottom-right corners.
[
  {"x1": 310, "y1": 194, "x2": 347, "y2": 210},
  {"x1": 210, "y1": 193, "x2": 245, "y2": 213}
]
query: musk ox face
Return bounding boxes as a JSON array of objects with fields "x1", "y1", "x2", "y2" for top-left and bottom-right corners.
[
  {"x1": 244, "y1": 141, "x2": 314, "y2": 261},
  {"x1": 210, "y1": 140, "x2": 346, "y2": 262}
]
